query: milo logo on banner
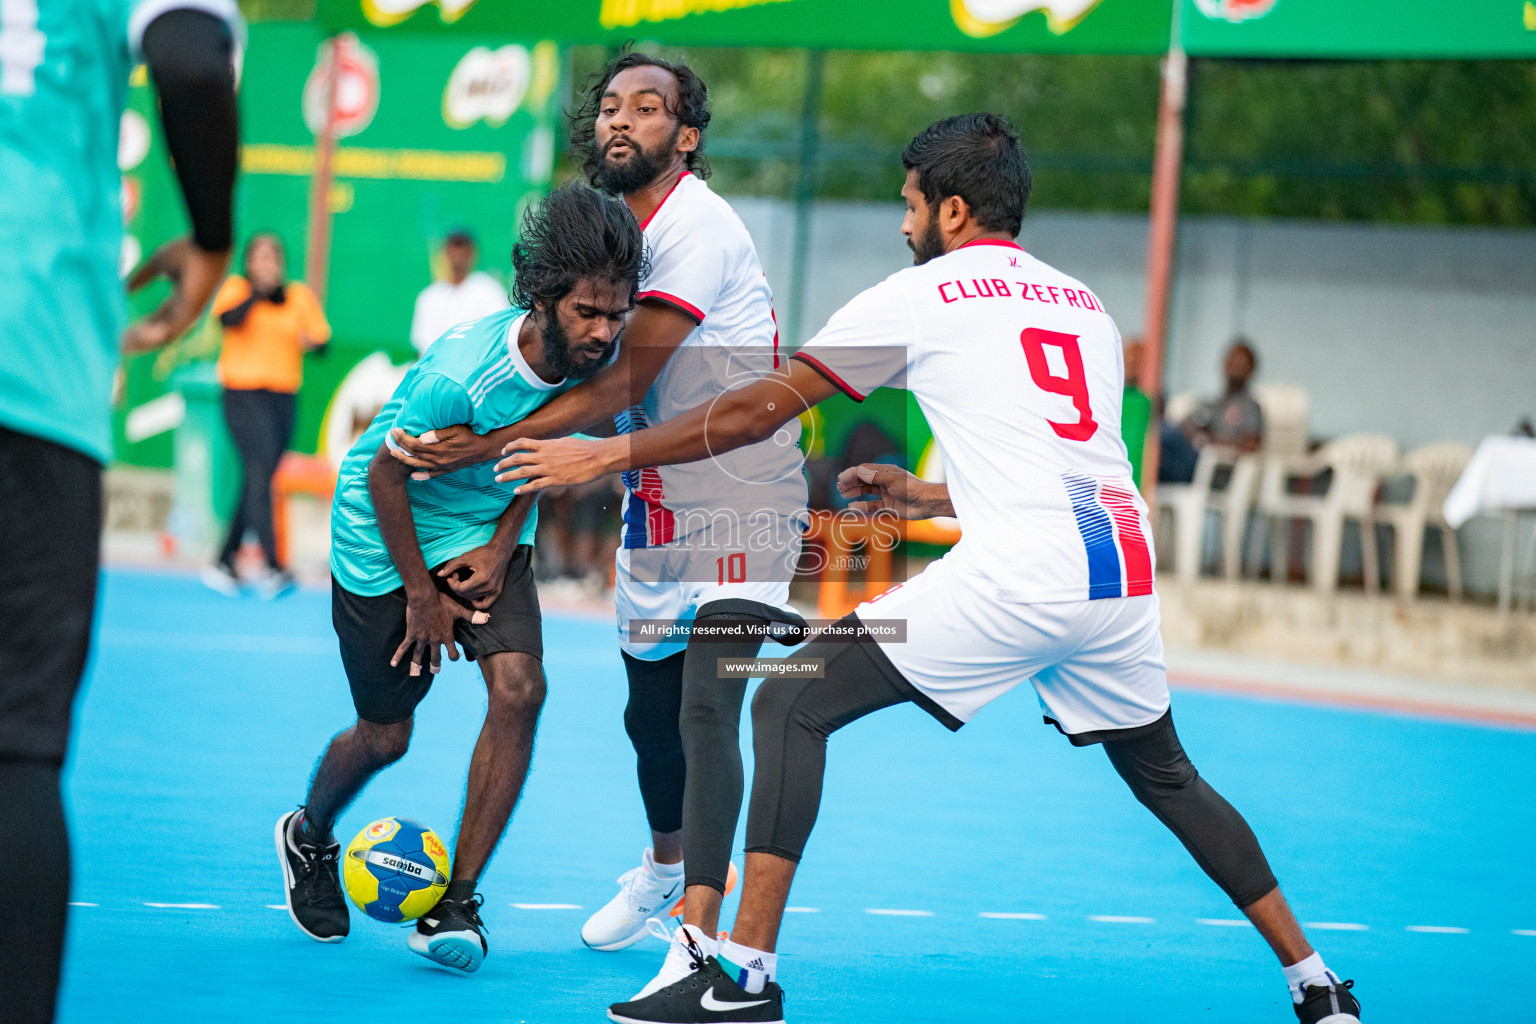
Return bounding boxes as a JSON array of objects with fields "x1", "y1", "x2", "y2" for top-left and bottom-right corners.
[
  {"x1": 362, "y1": 0, "x2": 478, "y2": 26},
  {"x1": 951, "y1": 0, "x2": 1107, "y2": 37},
  {"x1": 1192, "y1": 0, "x2": 1279, "y2": 23},
  {"x1": 599, "y1": 0, "x2": 796, "y2": 28}
]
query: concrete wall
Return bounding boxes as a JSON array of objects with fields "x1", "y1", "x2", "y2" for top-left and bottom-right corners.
[{"x1": 730, "y1": 196, "x2": 1536, "y2": 598}]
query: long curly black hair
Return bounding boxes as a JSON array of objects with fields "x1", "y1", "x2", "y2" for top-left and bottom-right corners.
[
  {"x1": 570, "y1": 48, "x2": 712, "y2": 185},
  {"x1": 509, "y1": 183, "x2": 649, "y2": 311}
]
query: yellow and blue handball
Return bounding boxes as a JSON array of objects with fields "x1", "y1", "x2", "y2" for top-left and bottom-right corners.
[{"x1": 343, "y1": 817, "x2": 450, "y2": 923}]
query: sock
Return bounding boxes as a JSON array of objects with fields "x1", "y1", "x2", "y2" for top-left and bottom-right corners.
[
  {"x1": 719, "y1": 938, "x2": 775, "y2": 994},
  {"x1": 1282, "y1": 952, "x2": 1336, "y2": 1004},
  {"x1": 443, "y1": 879, "x2": 477, "y2": 904},
  {"x1": 678, "y1": 923, "x2": 719, "y2": 956},
  {"x1": 645, "y1": 847, "x2": 684, "y2": 880},
  {"x1": 295, "y1": 808, "x2": 330, "y2": 845}
]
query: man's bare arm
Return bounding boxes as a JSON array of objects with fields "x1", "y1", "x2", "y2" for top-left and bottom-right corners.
[
  {"x1": 367, "y1": 446, "x2": 484, "y2": 674},
  {"x1": 494, "y1": 359, "x2": 842, "y2": 493},
  {"x1": 388, "y1": 302, "x2": 700, "y2": 475}
]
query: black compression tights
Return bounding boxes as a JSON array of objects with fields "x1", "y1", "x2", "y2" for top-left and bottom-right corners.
[
  {"x1": 622, "y1": 611, "x2": 768, "y2": 893},
  {"x1": 746, "y1": 637, "x2": 1278, "y2": 908},
  {"x1": 622, "y1": 650, "x2": 688, "y2": 835},
  {"x1": 0, "y1": 759, "x2": 69, "y2": 1024},
  {"x1": 1102, "y1": 714, "x2": 1279, "y2": 908}
]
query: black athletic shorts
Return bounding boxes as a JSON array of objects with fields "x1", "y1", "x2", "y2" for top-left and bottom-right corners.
[
  {"x1": 332, "y1": 545, "x2": 542, "y2": 724},
  {"x1": 0, "y1": 426, "x2": 103, "y2": 763}
]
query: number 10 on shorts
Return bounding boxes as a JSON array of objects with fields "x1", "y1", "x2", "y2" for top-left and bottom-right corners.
[{"x1": 716, "y1": 553, "x2": 747, "y2": 585}]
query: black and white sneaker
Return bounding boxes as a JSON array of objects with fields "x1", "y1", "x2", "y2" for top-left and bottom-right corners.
[
  {"x1": 273, "y1": 808, "x2": 348, "y2": 942},
  {"x1": 408, "y1": 893, "x2": 488, "y2": 974},
  {"x1": 608, "y1": 949, "x2": 784, "y2": 1024},
  {"x1": 1295, "y1": 976, "x2": 1362, "y2": 1023}
]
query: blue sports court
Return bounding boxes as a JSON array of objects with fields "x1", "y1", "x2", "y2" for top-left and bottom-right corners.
[{"x1": 59, "y1": 569, "x2": 1535, "y2": 1022}]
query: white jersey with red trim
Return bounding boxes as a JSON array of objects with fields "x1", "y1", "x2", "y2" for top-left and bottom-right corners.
[
  {"x1": 619, "y1": 173, "x2": 808, "y2": 548},
  {"x1": 794, "y1": 238, "x2": 1154, "y2": 604}
]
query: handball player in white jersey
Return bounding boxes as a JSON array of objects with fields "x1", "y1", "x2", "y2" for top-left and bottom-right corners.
[
  {"x1": 386, "y1": 51, "x2": 808, "y2": 996},
  {"x1": 500, "y1": 113, "x2": 1364, "y2": 1024}
]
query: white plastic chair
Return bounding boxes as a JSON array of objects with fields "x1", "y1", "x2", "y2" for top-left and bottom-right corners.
[
  {"x1": 1231, "y1": 385, "x2": 1311, "y2": 579},
  {"x1": 1165, "y1": 391, "x2": 1198, "y2": 426},
  {"x1": 1252, "y1": 384, "x2": 1309, "y2": 459},
  {"x1": 1157, "y1": 444, "x2": 1229, "y2": 583},
  {"x1": 1375, "y1": 443, "x2": 1472, "y2": 601},
  {"x1": 1262, "y1": 433, "x2": 1399, "y2": 595},
  {"x1": 1248, "y1": 385, "x2": 1314, "y2": 579}
]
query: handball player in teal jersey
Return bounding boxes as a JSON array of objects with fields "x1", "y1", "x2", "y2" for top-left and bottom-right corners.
[
  {"x1": 0, "y1": 1, "x2": 240, "y2": 1020},
  {"x1": 273, "y1": 184, "x2": 647, "y2": 975}
]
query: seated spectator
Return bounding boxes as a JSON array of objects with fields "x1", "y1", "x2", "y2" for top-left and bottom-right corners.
[
  {"x1": 409, "y1": 229, "x2": 510, "y2": 355},
  {"x1": 1160, "y1": 338, "x2": 1264, "y2": 484}
]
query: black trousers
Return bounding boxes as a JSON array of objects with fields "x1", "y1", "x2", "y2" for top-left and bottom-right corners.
[
  {"x1": 218, "y1": 388, "x2": 296, "y2": 569},
  {"x1": 0, "y1": 425, "x2": 102, "y2": 1024}
]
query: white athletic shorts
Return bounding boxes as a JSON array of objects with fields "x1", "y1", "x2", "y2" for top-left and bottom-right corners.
[
  {"x1": 616, "y1": 515, "x2": 804, "y2": 660},
  {"x1": 856, "y1": 555, "x2": 1170, "y2": 738}
]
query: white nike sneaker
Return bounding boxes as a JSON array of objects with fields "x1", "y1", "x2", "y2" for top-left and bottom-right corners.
[
  {"x1": 580, "y1": 848, "x2": 684, "y2": 951},
  {"x1": 631, "y1": 919, "x2": 720, "y2": 1001}
]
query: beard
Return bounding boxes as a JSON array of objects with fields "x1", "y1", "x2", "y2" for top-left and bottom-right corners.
[
  {"x1": 538, "y1": 307, "x2": 616, "y2": 383},
  {"x1": 592, "y1": 124, "x2": 682, "y2": 195},
  {"x1": 907, "y1": 206, "x2": 946, "y2": 265}
]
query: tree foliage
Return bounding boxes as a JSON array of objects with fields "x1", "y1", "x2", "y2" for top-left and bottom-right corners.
[{"x1": 570, "y1": 45, "x2": 1536, "y2": 225}]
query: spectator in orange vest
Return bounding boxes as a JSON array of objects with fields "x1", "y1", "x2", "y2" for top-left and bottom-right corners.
[{"x1": 204, "y1": 232, "x2": 330, "y2": 598}]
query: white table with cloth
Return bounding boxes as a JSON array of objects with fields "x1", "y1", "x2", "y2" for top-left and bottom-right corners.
[{"x1": 1443, "y1": 435, "x2": 1536, "y2": 612}]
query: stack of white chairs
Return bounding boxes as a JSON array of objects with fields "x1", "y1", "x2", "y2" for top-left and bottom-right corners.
[
  {"x1": 1375, "y1": 442, "x2": 1472, "y2": 601},
  {"x1": 1259, "y1": 433, "x2": 1399, "y2": 595}
]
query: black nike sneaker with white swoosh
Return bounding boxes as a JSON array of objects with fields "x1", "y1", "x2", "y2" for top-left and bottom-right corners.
[
  {"x1": 408, "y1": 892, "x2": 488, "y2": 973},
  {"x1": 608, "y1": 951, "x2": 784, "y2": 1024},
  {"x1": 1295, "y1": 976, "x2": 1362, "y2": 1023},
  {"x1": 273, "y1": 808, "x2": 348, "y2": 942}
]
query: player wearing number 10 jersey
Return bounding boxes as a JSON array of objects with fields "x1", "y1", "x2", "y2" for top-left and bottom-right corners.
[
  {"x1": 383, "y1": 51, "x2": 808, "y2": 998},
  {"x1": 497, "y1": 113, "x2": 1362, "y2": 1024}
]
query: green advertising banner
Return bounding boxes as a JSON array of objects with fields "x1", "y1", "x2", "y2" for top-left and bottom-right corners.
[
  {"x1": 115, "y1": 22, "x2": 564, "y2": 468},
  {"x1": 320, "y1": 0, "x2": 1536, "y2": 58},
  {"x1": 318, "y1": 0, "x2": 1173, "y2": 55},
  {"x1": 1181, "y1": 0, "x2": 1536, "y2": 58}
]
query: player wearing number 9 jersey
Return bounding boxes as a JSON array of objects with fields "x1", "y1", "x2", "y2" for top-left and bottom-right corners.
[
  {"x1": 793, "y1": 215, "x2": 1149, "y2": 610},
  {"x1": 495, "y1": 113, "x2": 1361, "y2": 1024}
]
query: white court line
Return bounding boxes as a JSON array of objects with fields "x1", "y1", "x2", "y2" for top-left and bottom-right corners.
[
  {"x1": 1305, "y1": 922, "x2": 1369, "y2": 931},
  {"x1": 68, "y1": 902, "x2": 98, "y2": 908},
  {"x1": 99, "y1": 629, "x2": 331, "y2": 656},
  {"x1": 1407, "y1": 925, "x2": 1469, "y2": 934},
  {"x1": 1198, "y1": 918, "x2": 1253, "y2": 927},
  {"x1": 511, "y1": 903, "x2": 583, "y2": 910},
  {"x1": 144, "y1": 903, "x2": 220, "y2": 909},
  {"x1": 1089, "y1": 915, "x2": 1155, "y2": 924},
  {"x1": 1513, "y1": 930, "x2": 1536, "y2": 937},
  {"x1": 865, "y1": 909, "x2": 934, "y2": 917},
  {"x1": 266, "y1": 905, "x2": 288, "y2": 910},
  {"x1": 979, "y1": 912, "x2": 1047, "y2": 920},
  {"x1": 784, "y1": 907, "x2": 820, "y2": 913}
]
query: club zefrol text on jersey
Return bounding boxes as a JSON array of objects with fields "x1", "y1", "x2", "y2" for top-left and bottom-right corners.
[{"x1": 937, "y1": 277, "x2": 1107, "y2": 313}]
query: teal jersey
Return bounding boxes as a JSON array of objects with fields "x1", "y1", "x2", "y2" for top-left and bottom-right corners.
[
  {"x1": 0, "y1": 0, "x2": 239, "y2": 461},
  {"x1": 330, "y1": 308, "x2": 580, "y2": 597}
]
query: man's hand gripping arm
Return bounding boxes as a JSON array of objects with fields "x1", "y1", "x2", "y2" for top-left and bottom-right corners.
[
  {"x1": 492, "y1": 358, "x2": 842, "y2": 494},
  {"x1": 367, "y1": 447, "x2": 491, "y2": 676},
  {"x1": 386, "y1": 302, "x2": 700, "y2": 478}
]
